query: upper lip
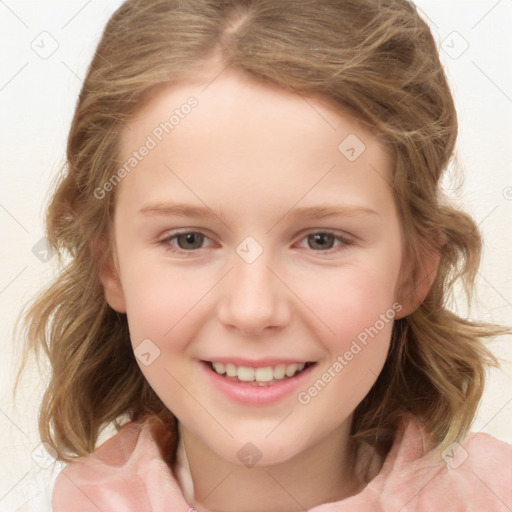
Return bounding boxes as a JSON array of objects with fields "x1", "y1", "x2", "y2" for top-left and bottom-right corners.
[{"x1": 202, "y1": 358, "x2": 314, "y2": 368}]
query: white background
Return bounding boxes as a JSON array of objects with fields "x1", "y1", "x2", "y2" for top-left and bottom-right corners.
[{"x1": 1, "y1": 1, "x2": 511, "y2": 510}]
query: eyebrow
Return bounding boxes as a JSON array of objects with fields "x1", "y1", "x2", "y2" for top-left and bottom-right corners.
[{"x1": 138, "y1": 201, "x2": 379, "y2": 225}]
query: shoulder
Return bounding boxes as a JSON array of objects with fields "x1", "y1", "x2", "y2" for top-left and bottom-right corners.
[
  {"x1": 52, "y1": 416, "x2": 181, "y2": 512},
  {"x1": 422, "y1": 432, "x2": 512, "y2": 511},
  {"x1": 463, "y1": 429, "x2": 512, "y2": 465},
  {"x1": 52, "y1": 422, "x2": 143, "y2": 512},
  {"x1": 447, "y1": 431, "x2": 512, "y2": 503},
  {"x1": 373, "y1": 418, "x2": 512, "y2": 511}
]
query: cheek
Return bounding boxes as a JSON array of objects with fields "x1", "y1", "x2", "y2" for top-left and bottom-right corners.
[
  {"x1": 296, "y1": 279, "x2": 395, "y2": 426},
  {"x1": 293, "y1": 252, "x2": 400, "y2": 418},
  {"x1": 294, "y1": 255, "x2": 400, "y2": 404},
  {"x1": 304, "y1": 260, "x2": 400, "y2": 348},
  {"x1": 119, "y1": 255, "x2": 209, "y2": 345},
  {"x1": 119, "y1": 260, "x2": 208, "y2": 407},
  {"x1": 118, "y1": 259, "x2": 220, "y2": 401}
]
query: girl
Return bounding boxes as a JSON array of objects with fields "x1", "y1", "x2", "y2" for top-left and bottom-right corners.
[{"x1": 19, "y1": 0, "x2": 512, "y2": 510}]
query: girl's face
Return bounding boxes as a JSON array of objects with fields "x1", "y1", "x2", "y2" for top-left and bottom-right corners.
[{"x1": 106, "y1": 69, "x2": 406, "y2": 466}]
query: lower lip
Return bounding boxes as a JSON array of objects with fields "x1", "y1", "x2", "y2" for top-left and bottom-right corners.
[{"x1": 201, "y1": 361, "x2": 316, "y2": 405}]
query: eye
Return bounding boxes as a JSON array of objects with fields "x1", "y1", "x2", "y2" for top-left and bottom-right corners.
[
  {"x1": 158, "y1": 230, "x2": 213, "y2": 252},
  {"x1": 297, "y1": 231, "x2": 354, "y2": 252},
  {"x1": 157, "y1": 229, "x2": 354, "y2": 255}
]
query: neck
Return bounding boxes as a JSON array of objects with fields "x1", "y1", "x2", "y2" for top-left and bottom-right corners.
[{"x1": 174, "y1": 419, "x2": 363, "y2": 512}]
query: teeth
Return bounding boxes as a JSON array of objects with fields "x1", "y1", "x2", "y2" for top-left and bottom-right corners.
[
  {"x1": 285, "y1": 363, "x2": 298, "y2": 377},
  {"x1": 212, "y1": 362, "x2": 225, "y2": 374},
  {"x1": 273, "y1": 364, "x2": 286, "y2": 379},
  {"x1": 255, "y1": 367, "x2": 274, "y2": 382},
  {"x1": 237, "y1": 366, "x2": 255, "y2": 381},
  {"x1": 210, "y1": 361, "x2": 309, "y2": 383},
  {"x1": 225, "y1": 363, "x2": 237, "y2": 377}
]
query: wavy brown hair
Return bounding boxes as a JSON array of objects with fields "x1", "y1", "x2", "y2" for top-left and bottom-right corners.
[{"x1": 17, "y1": 0, "x2": 508, "y2": 461}]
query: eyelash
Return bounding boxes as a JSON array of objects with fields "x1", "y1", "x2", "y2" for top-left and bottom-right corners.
[{"x1": 157, "y1": 229, "x2": 355, "y2": 255}]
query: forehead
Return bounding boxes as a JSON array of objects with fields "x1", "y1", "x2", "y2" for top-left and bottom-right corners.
[
  {"x1": 122, "y1": 68, "x2": 383, "y2": 155},
  {"x1": 116, "y1": 69, "x2": 394, "y2": 220}
]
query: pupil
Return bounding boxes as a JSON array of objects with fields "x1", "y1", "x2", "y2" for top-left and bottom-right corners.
[
  {"x1": 309, "y1": 233, "x2": 334, "y2": 250},
  {"x1": 178, "y1": 233, "x2": 203, "y2": 250},
  {"x1": 176, "y1": 233, "x2": 335, "y2": 251}
]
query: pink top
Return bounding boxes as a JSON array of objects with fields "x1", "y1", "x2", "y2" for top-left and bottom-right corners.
[{"x1": 53, "y1": 414, "x2": 512, "y2": 511}]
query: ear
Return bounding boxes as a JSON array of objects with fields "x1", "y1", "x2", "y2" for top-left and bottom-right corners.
[
  {"x1": 394, "y1": 238, "x2": 442, "y2": 319},
  {"x1": 94, "y1": 237, "x2": 127, "y2": 313}
]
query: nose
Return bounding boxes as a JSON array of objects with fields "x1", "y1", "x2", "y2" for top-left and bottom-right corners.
[{"x1": 217, "y1": 251, "x2": 291, "y2": 337}]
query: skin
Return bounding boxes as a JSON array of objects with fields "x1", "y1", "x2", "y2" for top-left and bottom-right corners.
[{"x1": 100, "y1": 68, "x2": 435, "y2": 511}]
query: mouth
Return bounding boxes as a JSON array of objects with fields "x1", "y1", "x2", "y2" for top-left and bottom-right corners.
[{"x1": 202, "y1": 360, "x2": 316, "y2": 386}]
